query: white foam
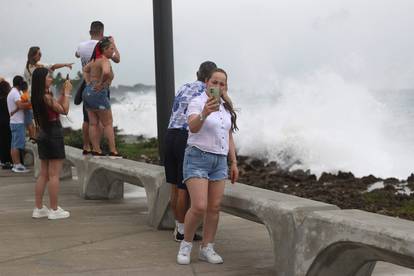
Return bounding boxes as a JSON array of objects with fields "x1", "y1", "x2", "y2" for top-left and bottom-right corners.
[
  {"x1": 367, "y1": 181, "x2": 385, "y2": 192},
  {"x1": 234, "y1": 71, "x2": 414, "y2": 178}
]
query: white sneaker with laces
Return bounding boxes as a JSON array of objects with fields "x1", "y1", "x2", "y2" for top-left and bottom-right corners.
[
  {"x1": 177, "y1": 240, "x2": 192, "y2": 265},
  {"x1": 199, "y1": 243, "x2": 223, "y2": 264},
  {"x1": 12, "y1": 164, "x2": 29, "y2": 173},
  {"x1": 48, "y1": 206, "x2": 70, "y2": 220},
  {"x1": 32, "y1": 205, "x2": 49, "y2": 218}
]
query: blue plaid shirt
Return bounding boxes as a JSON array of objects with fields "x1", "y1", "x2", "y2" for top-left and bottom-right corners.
[{"x1": 168, "y1": 81, "x2": 206, "y2": 130}]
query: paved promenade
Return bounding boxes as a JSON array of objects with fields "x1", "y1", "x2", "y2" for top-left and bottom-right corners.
[{"x1": 0, "y1": 168, "x2": 412, "y2": 275}]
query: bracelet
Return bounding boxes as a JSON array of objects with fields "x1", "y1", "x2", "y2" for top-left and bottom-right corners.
[
  {"x1": 199, "y1": 113, "x2": 205, "y2": 121},
  {"x1": 64, "y1": 93, "x2": 72, "y2": 98}
]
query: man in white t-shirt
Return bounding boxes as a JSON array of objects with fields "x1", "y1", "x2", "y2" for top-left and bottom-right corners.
[
  {"x1": 6, "y1": 76, "x2": 31, "y2": 173},
  {"x1": 75, "y1": 21, "x2": 120, "y2": 155}
]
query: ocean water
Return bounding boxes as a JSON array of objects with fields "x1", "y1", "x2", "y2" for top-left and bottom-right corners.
[{"x1": 62, "y1": 72, "x2": 414, "y2": 179}]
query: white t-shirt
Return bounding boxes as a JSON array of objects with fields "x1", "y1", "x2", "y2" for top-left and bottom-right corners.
[
  {"x1": 187, "y1": 92, "x2": 232, "y2": 155},
  {"x1": 76, "y1": 39, "x2": 99, "y2": 67},
  {"x1": 7, "y1": 87, "x2": 24, "y2": 124},
  {"x1": 23, "y1": 62, "x2": 51, "y2": 89}
]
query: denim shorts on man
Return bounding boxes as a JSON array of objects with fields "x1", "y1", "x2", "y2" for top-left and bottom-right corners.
[
  {"x1": 183, "y1": 146, "x2": 228, "y2": 183},
  {"x1": 10, "y1": 123, "x2": 25, "y2": 149},
  {"x1": 24, "y1": 109, "x2": 33, "y2": 125}
]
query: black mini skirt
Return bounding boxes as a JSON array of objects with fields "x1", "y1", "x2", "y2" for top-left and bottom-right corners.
[{"x1": 37, "y1": 121, "x2": 66, "y2": 160}]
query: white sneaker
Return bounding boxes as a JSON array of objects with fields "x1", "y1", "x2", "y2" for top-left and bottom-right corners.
[
  {"x1": 48, "y1": 206, "x2": 70, "y2": 220},
  {"x1": 199, "y1": 243, "x2": 223, "y2": 264},
  {"x1": 177, "y1": 240, "x2": 192, "y2": 265},
  {"x1": 12, "y1": 164, "x2": 29, "y2": 173},
  {"x1": 32, "y1": 205, "x2": 49, "y2": 218}
]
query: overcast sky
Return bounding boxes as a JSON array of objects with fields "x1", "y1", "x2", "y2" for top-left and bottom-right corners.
[{"x1": 2, "y1": 0, "x2": 414, "y2": 89}]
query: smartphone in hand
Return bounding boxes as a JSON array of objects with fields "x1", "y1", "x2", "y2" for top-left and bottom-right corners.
[{"x1": 209, "y1": 87, "x2": 221, "y2": 103}]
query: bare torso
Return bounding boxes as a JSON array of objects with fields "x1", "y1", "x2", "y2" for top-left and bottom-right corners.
[{"x1": 84, "y1": 57, "x2": 114, "y2": 88}]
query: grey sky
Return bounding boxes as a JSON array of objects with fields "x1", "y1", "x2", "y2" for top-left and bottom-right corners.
[{"x1": 2, "y1": 0, "x2": 414, "y2": 89}]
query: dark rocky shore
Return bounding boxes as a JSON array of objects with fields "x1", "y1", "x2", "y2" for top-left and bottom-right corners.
[
  {"x1": 236, "y1": 156, "x2": 414, "y2": 221},
  {"x1": 135, "y1": 152, "x2": 414, "y2": 220}
]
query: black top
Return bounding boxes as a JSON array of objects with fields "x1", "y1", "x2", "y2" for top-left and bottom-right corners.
[{"x1": 0, "y1": 98, "x2": 10, "y2": 125}]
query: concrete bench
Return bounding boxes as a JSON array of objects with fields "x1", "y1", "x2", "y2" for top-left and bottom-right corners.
[
  {"x1": 300, "y1": 209, "x2": 414, "y2": 276},
  {"x1": 25, "y1": 144, "x2": 414, "y2": 275},
  {"x1": 221, "y1": 184, "x2": 414, "y2": 276},
  {"x1": 26, "y1": 144, "x2": 173, "y2": 229}
]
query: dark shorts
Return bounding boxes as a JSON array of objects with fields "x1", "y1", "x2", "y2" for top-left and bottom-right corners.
[
  {"x1": 37, "y1": 121, "x2": 65, "y2": 160},
  {"x1": 164, "y1": 128, "x2": 188, "y2": 190},
  {"x1": 82, "y1": 104, "x2": 89, "y2": 123}
]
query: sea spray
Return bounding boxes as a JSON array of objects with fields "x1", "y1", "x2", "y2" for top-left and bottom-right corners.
[
  {"x1": 236, "y1": 70, "x2": 411, "y2": 178},
  {"x1": 62, "y1": 72, "x2": 414, "y2": 178}
]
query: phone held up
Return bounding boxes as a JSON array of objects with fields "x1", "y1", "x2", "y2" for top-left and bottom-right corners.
[{"x1": 209, "y1": 87, "x2": 221, "y2": 103}]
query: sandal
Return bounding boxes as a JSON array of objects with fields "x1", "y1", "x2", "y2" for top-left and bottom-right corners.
[
  {"x1": 91, "y1": 151, "x2": 106, "y2": 158},
  {"x1": 109, "y1": 152, "x2": 122, "y2": 159}
]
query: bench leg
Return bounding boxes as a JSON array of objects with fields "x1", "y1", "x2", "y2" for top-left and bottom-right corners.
[
  {"x1": 60, "y1": 160, "x2": 73, "y2": 180},
  {"x1": 143, "y1": 181, "x2": 175, "y2": 229},
  {"x1": 85, "y1": 171, "x2": 124, "y2": 200},
  {"x1": 355, "y1": 262, "x2": 376, "y2": 276}
]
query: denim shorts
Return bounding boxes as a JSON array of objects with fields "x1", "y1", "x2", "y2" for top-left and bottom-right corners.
[
  {"x1": 10, "y1": 123, "x2": 25, "y2": 149},
  {"x1": 24, "y1": 109, "x2": 33, "y2": 125},
  {"x1": 83, "y1": 84, "x2": 110, "y2": 110},
  {"x1": 183, "y1": 146, "x2": 228, "y2": 183}
]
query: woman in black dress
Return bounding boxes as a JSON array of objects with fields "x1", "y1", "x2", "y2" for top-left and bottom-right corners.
[{"x1": 31, "y1": 68, "x2": 72, "y2": 220}]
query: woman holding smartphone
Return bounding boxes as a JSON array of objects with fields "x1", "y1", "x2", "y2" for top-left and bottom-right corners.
[
  {"x1": 177, "y1": 68, "x2": 239, "y2": 265},
  {"x1": 31, "y1": 68, "x2": 72, "y2": 220}
]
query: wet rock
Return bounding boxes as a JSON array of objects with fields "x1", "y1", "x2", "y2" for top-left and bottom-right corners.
[
  {"x1": 361, "y1": 175, "x2": 381, "y2": 185},
  {"x1": 246, "y1": 158, "x2": 266, "y2": 170},
  {"x1": 384, "y1": 178, "x2": 400, "y2": 185},
  {"x1": 337, "y1": 171, "x2": 355, "y2": 180},
  {"x1": 407, "y1": 173, "x2": 414, "y2": 184},
  {"x1": 318, "y1": 172, "x2": 338, "y2": 183},
  {"x1": 384, "y1": 184, "x2": 396, "y2": 192},
  {"x1": 290, "y1": 169, "x2": 317, "y2": 182}
]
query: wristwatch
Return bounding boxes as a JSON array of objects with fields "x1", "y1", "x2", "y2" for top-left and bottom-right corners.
[{"x1": 199, "y1": 113, "x2": 205, "y2": 121}]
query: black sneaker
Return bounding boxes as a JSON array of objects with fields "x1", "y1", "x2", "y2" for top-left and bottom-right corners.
[
  {"x1": 2, "y1": 163, "x2": 13, "y2": 170},
  {"x1": 193, "y1": 233, "x2": 202, "y2": 241},
  {"x1": 174, "y1": 230, "x2": 184, "y2": 242},
  {"x1": 174, "y1": 227, "x2": 203, "y2": 242}
]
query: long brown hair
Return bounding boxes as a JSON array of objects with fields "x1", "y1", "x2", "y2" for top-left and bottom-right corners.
[
  {"x1": 31, "y1": 68, "x2": 50, "y2": 130},
  {"x1": 206, "y1": 68, "x2": 238, "y2": 132},
  {"x1": 26, "y1": 46, "x2": 40, "y2": 76}
]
